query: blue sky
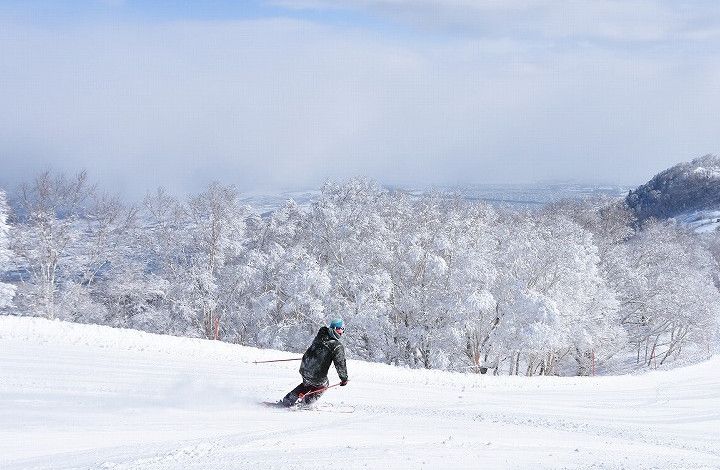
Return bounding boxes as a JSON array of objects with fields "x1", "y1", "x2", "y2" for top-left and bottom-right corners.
[
  {"x1": 0, "y1": 1, "x2": 372, "y2": 26},
  {"x1": 1, "y1": 1, "x2": 720, "y2": 198}
]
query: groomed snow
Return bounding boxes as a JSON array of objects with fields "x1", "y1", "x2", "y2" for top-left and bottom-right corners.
[{"x1": 1, "y1": 316, "x2": 719, "y2": 470}]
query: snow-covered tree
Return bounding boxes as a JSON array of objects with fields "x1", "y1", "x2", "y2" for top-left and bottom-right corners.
[
  {"x1": 77, "y1": 191, "x2": 138, "y2": 287},
  {"x1": 12, "y1": 171, "x2": 93, "y2": 319},
  {"x1": 611, "y1": 220, "x2": 720, "y2": 366},
  {"x1": 129, "y1": 187, "x2": 187, "y2": 332},
  {"x1": 486, "y1": 211, "x2": 623, "y2": 376},
  {"x1": 305, "y1": 179, "x2": 394, "y2": 361},
  {"x1": 545, "y1": 197, "x2": 636, "y2": 256},
  {"x1": 383, "y1": 192, "x2": 500, "y2": 370},
  {"x1": 440, "y1": 202, "x2": 498, "y2": 373},
  {"x1": 0, "y1": 190, "x2": 16, "y2": 309},
  {"x1": 142, "y1": 183, "x2": 250, "y2": 339},
  {"x1": 184, "y1": 182, "x2": 249, "y2": 338},
  {"x1": 4, "y1": 171, "x2": 716, "y2": 376},
  {"x1": 228, "y1": 198, "x2": 328, "y2": 350}
]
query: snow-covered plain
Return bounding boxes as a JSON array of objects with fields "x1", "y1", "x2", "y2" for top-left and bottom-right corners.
[{"x1": 1, "y1": 316, "x2": 718, "y2": 470}]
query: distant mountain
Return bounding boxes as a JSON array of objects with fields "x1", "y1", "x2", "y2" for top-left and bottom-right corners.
[{"x1": 626, "y1": 155, "x2": 720, "y2": 229}]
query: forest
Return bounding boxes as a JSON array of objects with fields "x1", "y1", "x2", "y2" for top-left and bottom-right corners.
[{"x1": 1, "y1": 171, "x2": 718, "y2": 376}]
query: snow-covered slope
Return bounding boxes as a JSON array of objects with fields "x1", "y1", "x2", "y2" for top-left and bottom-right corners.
[
  {"x1": 674, "y1": 210, "x2": 720, "y2": 234},
  {"x1": 1, "y1": 316, "x2": 719, "y2": 470}
]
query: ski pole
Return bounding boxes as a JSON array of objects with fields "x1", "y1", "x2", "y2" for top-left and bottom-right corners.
[
  {"x1": 298, "y1": 382, "x2": 341, "y2": 400},
  {"x1": 252, "y1": 357, "x2": 302, "y2": 364}
]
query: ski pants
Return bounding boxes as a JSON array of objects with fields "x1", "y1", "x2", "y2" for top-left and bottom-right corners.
[{"x1": 281, "y1": 377, "x2": 329, "y2": 406}]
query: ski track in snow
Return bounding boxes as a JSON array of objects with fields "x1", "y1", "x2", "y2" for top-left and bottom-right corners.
[{"x1": 1, "y1": 316, "x2": 719, "y2": 470}]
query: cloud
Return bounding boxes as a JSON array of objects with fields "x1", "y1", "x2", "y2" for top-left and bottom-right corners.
[
  {"x1": 271, "y1": 0, "x2": 720, "y2": 43},
  {"x1": 0, "y1": 9, "x2": 719, "y2": 198}
]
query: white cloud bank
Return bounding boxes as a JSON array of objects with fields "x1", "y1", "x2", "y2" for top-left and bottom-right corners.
[{"x1": 1, "y1": 2, "x2": 719, "y2": 197}]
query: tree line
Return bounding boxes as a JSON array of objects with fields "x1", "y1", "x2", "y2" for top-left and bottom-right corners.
[{"x1": 1, "y1": 171, "x2": 718, "y2": 376}]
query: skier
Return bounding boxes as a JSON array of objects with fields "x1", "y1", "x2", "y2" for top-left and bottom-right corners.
[{"x1": 280, "y1": 318, "x2": 349, "y2": 407}]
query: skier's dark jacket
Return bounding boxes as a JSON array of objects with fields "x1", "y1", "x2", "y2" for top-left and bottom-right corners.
[{"x1": 299, "y1": 326, "x2": 348, "y2": 386}]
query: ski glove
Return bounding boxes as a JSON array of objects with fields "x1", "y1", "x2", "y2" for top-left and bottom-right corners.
[{"x1": 340, "y1": 379, "x2": 349, "y2": 386}]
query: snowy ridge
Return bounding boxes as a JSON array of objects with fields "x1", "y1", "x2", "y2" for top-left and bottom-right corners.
[
  {"x1": 1, "y1": 316, "x2": 719, "y2": 469},
  {"x1": 627, "y1": 154, "x2": 720, "y2": 223}
]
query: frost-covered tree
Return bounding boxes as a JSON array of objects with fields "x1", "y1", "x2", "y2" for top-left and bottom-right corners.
[
  {"x1": 62, "y1": 191, "x2": 140, "y2": 325},
  {"x1": 143, "y1": 183, "x2": 250, "y2": 339},
  {"x1": 611, "y1": 220, "x2": 720, "y2": 366},
  {"x1": 5, "y1": 171, "x2": 716, "y2": 375},
  {"x1": 368, "y1": 191, "x2": 448, "y2": 368},
  {"x1": 184, "y1": 182, "x2": 249, "y2": 339},
  {"x1": 305, "y1": 179, "x2": 394, "y2": 361},
  {"x1": 12, "y1": 171, "x2": 93, "y2": 319},
  {"x1": 77, "y1": 192, "x2": 138, "y2": 287},
  {"x1": 487, "y1": 211, "x2": 623, "y2": 376},
  {"x1": 129, "y1": 187, "x2": 188, "y2": 332},
  {"x1": 11, "y1": 172, "x2": 139, "y2": 324},
  {"x1": 545, "y1": 197, "x2": 636, "y2": 256},
  {"x1": 440, "y1": 202, "x2": 498, "y2": 373},
  {"x1": 227, "y1": 198, "x2": 329, "y2": 350},
  {"x1": 384, "y1": 192, "x2": 499, "y2": 370},
  {"x1": 0, "y1": 190, "x2": 16, "y2": 309}
]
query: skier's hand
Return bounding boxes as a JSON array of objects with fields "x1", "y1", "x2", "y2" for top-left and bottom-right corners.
[{"x1": 340, "y1": 379, "x2": 349, "y2": 386}]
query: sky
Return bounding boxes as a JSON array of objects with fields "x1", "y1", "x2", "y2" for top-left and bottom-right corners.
[{"x1": 1, "y1": 0, "x2": 720, "y2": 199}]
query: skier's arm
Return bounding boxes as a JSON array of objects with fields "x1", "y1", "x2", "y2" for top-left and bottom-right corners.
[{"x1": 333, "y1": 343, "x2": 349, "y2": 382}]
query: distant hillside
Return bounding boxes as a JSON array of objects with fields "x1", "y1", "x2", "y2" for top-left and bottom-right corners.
[{"x1": 626, "y1": 155, "x2": 720, "y2": 226}]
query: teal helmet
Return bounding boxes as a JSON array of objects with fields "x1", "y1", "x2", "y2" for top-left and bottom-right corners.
[{"x1": 329, "y1": 318, "x2": 344, "y2": 329}]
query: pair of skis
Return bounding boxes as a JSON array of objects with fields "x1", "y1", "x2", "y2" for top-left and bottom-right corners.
[{"x1": 261, "y1": 401, "x2": 355, "y2": 413}]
